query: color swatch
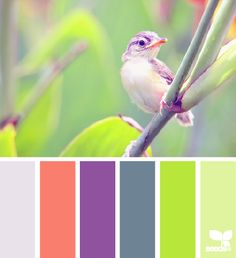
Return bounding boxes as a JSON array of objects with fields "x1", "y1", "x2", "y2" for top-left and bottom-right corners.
[
  {"x1": 0, "y1": 162, "x2": 35, "y2": 258},
  {"x1": 160, "y1": 161, "x2": 196, "y2": 258},
  {"x1": 201, "y1": 162, "x2": 236, "y2": 258},
  {"x1": 80, "y1": 161, "x2": 115, "y2": 258},
  {"x1": 120, "y1": 161, "x2": 155, "y2": 258},
  {"x1": 40, "y1": 161, "x2": 75, "y2": 258}
]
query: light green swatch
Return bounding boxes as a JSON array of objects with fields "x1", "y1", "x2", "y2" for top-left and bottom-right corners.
[{"x1": 201, "y1": 162, "x2": 236, "y2": 258}]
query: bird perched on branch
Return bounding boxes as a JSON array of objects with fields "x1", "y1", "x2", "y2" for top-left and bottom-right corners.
[{"x1": 121, "y1": 31, "x2": 194, "y2": 126}]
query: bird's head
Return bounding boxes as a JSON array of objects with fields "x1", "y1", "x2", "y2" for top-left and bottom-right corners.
[{"x1": 122, "y1": 31, "x2": 167, "y2": 62}]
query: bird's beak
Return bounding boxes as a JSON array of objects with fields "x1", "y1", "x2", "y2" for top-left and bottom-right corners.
[{"x1": 147, "y1": 37, "x2": 168, "y2": 48}]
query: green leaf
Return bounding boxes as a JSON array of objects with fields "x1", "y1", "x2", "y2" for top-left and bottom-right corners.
[
  {"x1": 18, "y1": 9, "x2": 115, "y2": 74},
  {"x1": 16, "y1": 78, "x2": 62, "y2": 156},
  {"x1": 61, "y1": 116, "x2": 152, "y2": 157},
  {"x1": 182, "y1": 39, "x2": 236, "y2": 110},
  {"x1": 0, "y1": 125, "x2": 17, "y2": 157},
  {"x1": 18, "y1": 9, "x2": 121, "y2": 155}
]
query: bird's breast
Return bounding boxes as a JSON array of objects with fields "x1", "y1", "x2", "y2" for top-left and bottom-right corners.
[
  {"x1": 121, "y1": 59, "x2": 152, "y2": 89},
  {"x1": 121, "y1": 58, "x2": 168, "y2": 113}
]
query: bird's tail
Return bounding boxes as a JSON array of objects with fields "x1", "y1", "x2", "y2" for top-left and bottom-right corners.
[{"x1": 175, "y1": 110, "x2": 194, "y2": 127}]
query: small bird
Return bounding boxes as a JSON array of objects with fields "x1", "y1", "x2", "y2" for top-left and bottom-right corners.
[{"x1": 121, "y1": 31, "x2": 194, "y2": 126}]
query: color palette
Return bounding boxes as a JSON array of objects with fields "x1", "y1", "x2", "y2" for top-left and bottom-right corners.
[{"x1": 0, "y1": 160, "x2": 235, "y2": 258}]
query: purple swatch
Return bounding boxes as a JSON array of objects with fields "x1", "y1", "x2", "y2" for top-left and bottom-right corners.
[{"x1": 80, "y1": 161, "x2": 115, "y2": 258}]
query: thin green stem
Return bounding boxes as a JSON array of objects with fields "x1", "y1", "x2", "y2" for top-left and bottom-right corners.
[
  {"x1": 20, "y1": 41, "x2": 87, "y2": 123},
  {"x1": 0, "y1": 0, "x2": 16, "y2": 119},
  {"x1": 124, "y1": 110, "x2": 174, "y2": 157},
  {"x1": 165, "y1": 0, "x2": 220, "y2": 104},
  {"x1": 180, "y1": 0, "x2": 236, "y2": 158},
  {"x1": 185, "y1": 0, "x2": 236, "y2": 86}
]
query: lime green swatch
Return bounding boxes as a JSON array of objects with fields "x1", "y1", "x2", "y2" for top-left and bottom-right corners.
[
  {"x1": 201, "y1": 162, "x2": 236, "y2": 258},
  {"x1": 160, "y1": 161, "x2": 195, "y2": 258}
]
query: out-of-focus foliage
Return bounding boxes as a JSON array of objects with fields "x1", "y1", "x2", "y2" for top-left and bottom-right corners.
[
  {"x1": 17, "y1": 8, "x2": 120, "y2": 156},
  {"x1": 16, "y1": 78, "x2": 62, "y2": 156},
  {"x1": 182, "y1": 39, "x2": 236, "y2": 110},
  {"x1": 0, "y1": 0, "x2": 235, "y2": 157},
  {"x1": 0, "y1": 126, "x2": 17, "y2": 157},
  {"x1": 61, "y1": 116, "x2": 152, "y2": 157}
]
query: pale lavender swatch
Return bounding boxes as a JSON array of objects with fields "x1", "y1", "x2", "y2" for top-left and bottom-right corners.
[{"x1": 0, "y1": 161, "x2": 35, "y2": 258}]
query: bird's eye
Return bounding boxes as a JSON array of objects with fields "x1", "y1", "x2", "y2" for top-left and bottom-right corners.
[{"x1": 138, "y1": 40, "x2": 145, "y2": 46}]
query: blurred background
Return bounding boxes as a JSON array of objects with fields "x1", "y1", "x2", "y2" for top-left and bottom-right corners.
[{"x1": 0, "y1": 0, "x2": 236, "y2": 156}]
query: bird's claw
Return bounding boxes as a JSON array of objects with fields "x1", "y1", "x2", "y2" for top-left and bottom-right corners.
[{"x1": 160, "y1": 96, "x2": 184, "y2": 114}]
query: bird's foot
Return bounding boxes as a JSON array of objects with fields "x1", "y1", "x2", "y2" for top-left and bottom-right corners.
[{"x1": 160, "y1": 95, "x2": 184, "y2": 114}]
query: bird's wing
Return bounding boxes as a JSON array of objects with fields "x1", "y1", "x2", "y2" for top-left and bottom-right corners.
[{"x1": 150, "y1": 59, "x2": 174, "y2": 85}]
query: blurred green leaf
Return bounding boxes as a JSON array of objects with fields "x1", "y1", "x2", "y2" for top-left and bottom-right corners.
[
  {"x1": 182, "y1": 39, "x2": 236, "y2": 110},
  {"x1": 94, "y1": 0, "x2": 155, "y2": 65},
  {"x1": 16, "y1": 78, "x2": 62, "y2": 156},
  {"x1": 18, "y1": 9, "x2": 115, "y2": 75},
  {"x1": 61, "y1": 116, "x2": 152, "y2": 157},
  {"x1": 18, "y1": 9, "x2": 121, "y2": 155},
  {"x1": 0, "y1": 125, "x2": 17, "y2": 157},
  {"x1": 51, "y1": 0, "x2": 74, "y2": 20},
  {"x1": 16, "y1": 9, "x2": 121, "y2": 155},
  {"x1": 171, "y1": 0, "x2": 194, "y2": 37}
]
